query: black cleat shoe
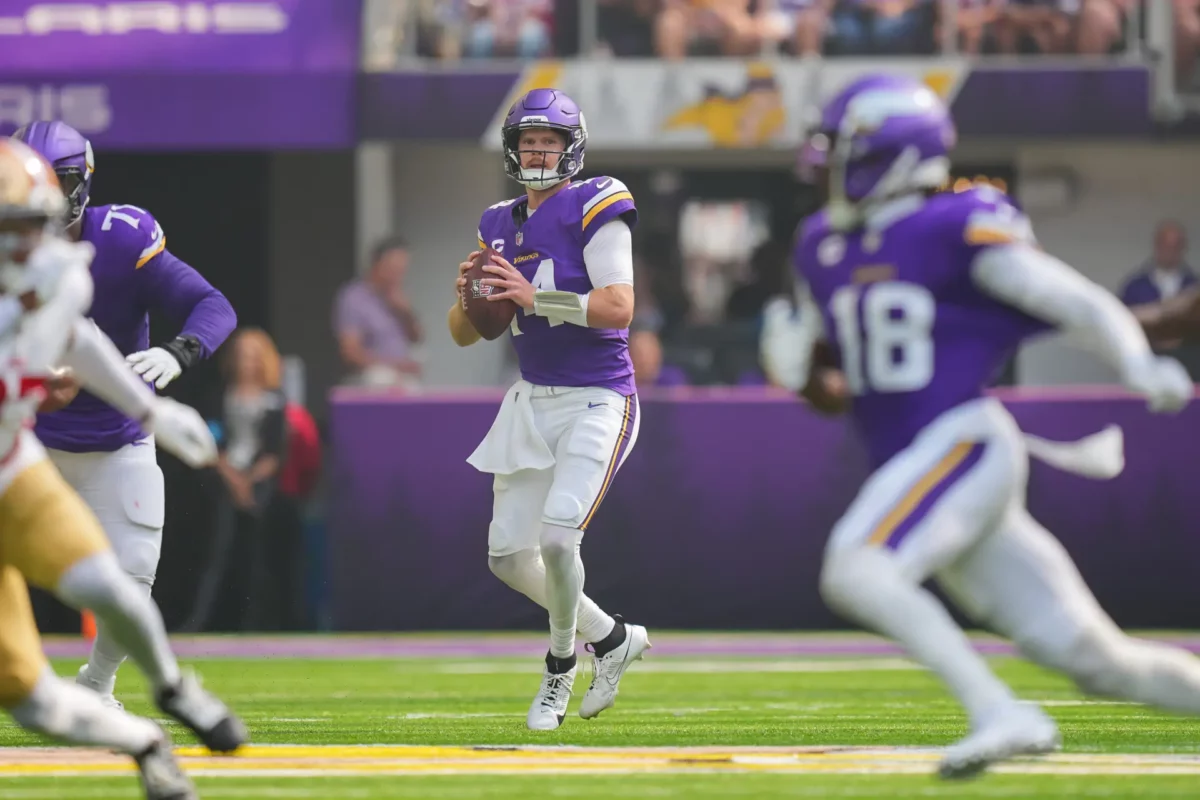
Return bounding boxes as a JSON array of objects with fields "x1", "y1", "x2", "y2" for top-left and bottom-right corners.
[{"x1": 156, "y1": 671, "x2": 248, "y2": 754}]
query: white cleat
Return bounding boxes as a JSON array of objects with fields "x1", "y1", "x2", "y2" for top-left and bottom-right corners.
[
  {"x1": 939, "y1": 702, "x2": 1061, "y2": 780},
  {"x1": 76, "y1": 665, "x2": 124, "y2": 710},
  {"x1": 580, "y1": 619, "x2": 651, "y2": 719},
  {"x1": 526, "y1": 665, "x2": 576, "y2": 731}
]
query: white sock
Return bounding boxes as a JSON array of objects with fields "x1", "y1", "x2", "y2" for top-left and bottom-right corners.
[
  {"x1": 9, "y1": 669, "x2": 159, "y2": 755},
  {"x1": 539, "y1": 523, "x2": 583, "y2": 659},
  {"x1": 821, "y1": 548, "x2": 1016, "y2": 723},
  {"x1": 81, "y1": 580, "x2": 154, "y2": 694},
  {"x1": 488, "y1": 549, "x2": 616, "y2": 643},
  {"x1": 56, "y1": 553, "x2": 180, "y2": 691}
]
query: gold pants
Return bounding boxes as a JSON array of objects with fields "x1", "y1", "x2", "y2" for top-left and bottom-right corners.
[{"x1": 0, "y1": 459, "x2": 110, "y2": 707}]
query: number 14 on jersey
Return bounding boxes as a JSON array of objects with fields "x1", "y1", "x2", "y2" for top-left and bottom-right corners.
[{"x1": 510, "y1": 258, "x2": 558, "y2": 336}]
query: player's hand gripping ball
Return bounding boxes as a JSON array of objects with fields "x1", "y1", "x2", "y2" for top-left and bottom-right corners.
[
  {"x1": 461, "y1": 248, "x2": 518, "y2": 340},
  {"x1": 800, "y1": 340, "x2": 850, "y2": 416}
]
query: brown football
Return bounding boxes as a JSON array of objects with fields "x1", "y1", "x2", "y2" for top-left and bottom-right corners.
[{"x1": 463, "y1": 248, "x2": 518, "y2": 341}]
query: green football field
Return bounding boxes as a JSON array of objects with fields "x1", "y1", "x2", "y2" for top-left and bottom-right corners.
[{"x1": 2, "y1": 632, "x2": 1199, "y2": 799}]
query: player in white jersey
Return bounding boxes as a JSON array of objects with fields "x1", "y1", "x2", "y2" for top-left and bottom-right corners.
[
  {"x1": 448, "y1": 89, "x2": 651, "y2": 730},
  {"x1": 774, "y1": 75, "x2": 1200, "y2": 779},
  {"x1": 0, "y1": 140, "x2": 246, "y2": 800}
]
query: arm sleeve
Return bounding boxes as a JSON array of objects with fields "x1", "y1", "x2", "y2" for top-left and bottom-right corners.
[
  {"x1": 582, "y1": 220, "x2": 634, "y2": 288},
  {"x1": 970, "y1": 243, "x2": 1154, "y2": 382}
]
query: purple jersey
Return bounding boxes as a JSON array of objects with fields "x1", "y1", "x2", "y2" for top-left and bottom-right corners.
[
  {"x1": 477, "y1": 176, "x2": 638, "y2": 395},
  {"x1": 796, "y1": 188, "x2": 1050, "y2": 467},
  {"x1": 35, "y1": 204, "x2": 237, "y2": 453}
]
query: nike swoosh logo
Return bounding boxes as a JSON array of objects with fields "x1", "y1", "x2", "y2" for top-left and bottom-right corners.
[
  {"x1": 596, "y1": 178, "x2": 612, "y2": 190},
  {"x1": 588, "y1": 402, "x2": 607, "y2": 409}
]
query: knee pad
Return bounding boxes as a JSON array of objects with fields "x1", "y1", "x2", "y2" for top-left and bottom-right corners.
[
  {"x1": 487, "y1": 552, "x2": 526, "y2": 586},
  {"x1": 542, "y1": 489, "x2": 586, "y2": 530},
  {"x1": 819, "y1": 547, "x2": 894, "y2": 617},
  {"x1": 538, "y1": 524, "x2": 579, "y2": 567},
  {"x1": 115, "y1": 536, "x2": 161, "y2": 587}
]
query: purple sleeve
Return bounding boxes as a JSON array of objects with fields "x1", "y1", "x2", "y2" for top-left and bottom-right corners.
[
  {"x1": 332, "y1": 285, "x2": 361, "y2": 337},
  {"x1": 136, "y1": 249, "x2": 236, "y2": 358}
]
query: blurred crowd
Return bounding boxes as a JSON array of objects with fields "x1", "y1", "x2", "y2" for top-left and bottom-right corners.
[
  {"x1": 350, "y1": 0, "x2": 1200, "y2": 391},
  {"x1": 339, "y1": 196, "x2": 1199, "y2": 391},
  {"x1": 366, "y1": 1, "x2": 1200, "y2": 80}
]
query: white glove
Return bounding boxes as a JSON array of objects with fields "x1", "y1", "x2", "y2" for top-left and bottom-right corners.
[
  {"x1": 760, "y1": 298, "x2": 809, "y2": 392},
  {"x1": 127, "y1": 347, "x2": 183, "y2": 390},
  {"x1": 1125, "y1": 355, "x2": 1194, "y2": 414},
  {"x1": 143, "y1": 397, "x2": 218, "y2": 468}
]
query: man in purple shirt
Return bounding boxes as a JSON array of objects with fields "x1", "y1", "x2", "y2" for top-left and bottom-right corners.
[
  {"x1": 332, "y1": 236, "x2": 423, "y2": 387},
  {"x1": 447, "y1": 89, "x2": 651, "y2": 731},
  {"x1": 13, "y1": 121, "x2": 237, "y2": 710}
]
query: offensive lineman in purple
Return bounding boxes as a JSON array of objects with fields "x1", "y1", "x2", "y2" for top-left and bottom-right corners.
[
  {"x1": 13, "y1": 121, "x2": 236, "y2": 710},
  {"x1": 14, "y1": 122, "x2": 236, "y2": 452}
]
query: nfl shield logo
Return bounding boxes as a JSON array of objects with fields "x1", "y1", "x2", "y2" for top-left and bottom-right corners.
[{"x1": 516, "y1": 230, "x2": 524, "y2": 247}]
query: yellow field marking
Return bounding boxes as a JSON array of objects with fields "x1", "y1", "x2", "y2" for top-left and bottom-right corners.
[{"x1": 2, "y1": 745, "x2": 1200, "y2": 778}]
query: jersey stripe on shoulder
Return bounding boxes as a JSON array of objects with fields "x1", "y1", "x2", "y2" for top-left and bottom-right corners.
[
  {"x1": 477, "y1": 229, "x2": 486, "y2": 249},
  {"x1": 582, "y1": 178, "x2": 633, "y2": 232},
  {"x1": 964, "y1": 205, "x2": 1035, "y2": 248},
  {"x1": 135, "y1": 220, "x2": 166, "y2": 268}
]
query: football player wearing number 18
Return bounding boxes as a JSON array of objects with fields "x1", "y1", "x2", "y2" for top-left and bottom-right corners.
[
  {"x1": 447, "y1": 88, "x2": 651, "y2": 731},
  {"x1": 12, "y1": 122, "x2": 237, "y2": 709},
  {"x1": 772, "y1": 74, "x2": 1200, "y2": 779}
]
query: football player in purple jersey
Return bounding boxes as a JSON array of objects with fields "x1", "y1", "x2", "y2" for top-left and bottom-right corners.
[
  {"x1": 12, "y1": 122, "x2": 236, "y2": 710},
  {"x1": 447, "y1": 89, "x2": 651, "y2": 731},
  {"x1": 769, "y1": 74, "x2": 1200, "y2": 778}
]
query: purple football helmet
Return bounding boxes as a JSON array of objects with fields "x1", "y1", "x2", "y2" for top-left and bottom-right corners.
[
  {"x1": 502, "y1": 88, "x2": 587, "y2": 191},
  {"x1": 11, "y1": 121, "x2": 94, "y2": 225},
  {"x1": 799, "y1": 74, "x2": 955, "y2": 229}
]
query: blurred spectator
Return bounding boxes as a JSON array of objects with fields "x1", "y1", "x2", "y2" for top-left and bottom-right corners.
[
  {"x1": 597, "y1": 0, "x2": 660, "y2": 56},
  {"x1": 186, "y1": 329, "x2": 304, "y2": 632},
  {"x1": 989, "y1": 0, "x2": 1074, "y2": 54},
  {"x1": 944, "y1": 0, "x2": 1003, "y2": 54},
  {"x1": 465, "y1": 0, "x2": 554, "y2": 58},
  {"x1": 1074, "y1": 0, "x2": 1134, "y2": 55},
  {"x1": 333, "y1": 236, "x2": 424, "y2": 389},
  {"x1": 1119, "y1": 221, "x2": 1195, "y2": 308},
  {"x1": 778, "y1": 1, "x2": 837, "y2": 55},
  {"x1": 726, "y1": 239, "x2": 793, "y2": 322},
  {"x1": 654, "y1": 0, "x2": 843, "y2": 58},
  {"x1": 1120, "y1": 220, "x2": 1200, "y2": 378},
  {"x1": 655, "y1": 0, "x2": 762, "y2": 58},
  {"x1": 630, "y1": 262, "x2": 667, "y2": 384},
  {"x1": 416, "y1": 0, "x2": 553, "y2": 58},
  {"x1": 827, "y1": 0, "x2": 937, "y2": 55},
  {"x1": 1173, "y1": 0, "x2": 1200, "y2": 86}
]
